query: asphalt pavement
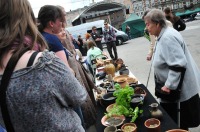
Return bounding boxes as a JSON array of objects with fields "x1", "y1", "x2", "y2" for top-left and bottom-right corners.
[{"x1": 103, "y1": 19, "x2": 200, "y2": 132}]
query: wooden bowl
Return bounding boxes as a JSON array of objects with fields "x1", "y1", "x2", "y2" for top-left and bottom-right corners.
[
  {"x1": 127, "y1": 77, "x2": 138, "y2": 84},
  {"x1": 117, "y1": 78, "x2": 129, "y2": 88},
  {"x1": 113, "y1": 75, "x2": 138, "y2": 84},
  {"x1": 113, "y1": 75, "x2": 129, "y2": 82},
  {"x1": 121, "y1": 123, "x2": 137, "y2": 132},
  {"x1": 101, "y1": 115, "x2": 125, "y2": 127}
]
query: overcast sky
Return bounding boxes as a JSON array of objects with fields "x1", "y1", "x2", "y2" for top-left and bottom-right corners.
[{"x1": 28, "y1": 0, "x2": 103, "y2": 17}]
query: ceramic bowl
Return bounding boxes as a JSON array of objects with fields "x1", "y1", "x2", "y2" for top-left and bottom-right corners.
[
  {"x1": 144, "y1": 118, "x2": 161, "y2": 132},
  {"x1": 166, "y1": 129, "x2": 189, "y2": 132},
  {"x1": 104, "y1": 126, "x2": 117, "y2": 132},
  {"x1": 130, "y1": 94, "x2": 144, "y2": 108},
  {"x1": 101, "y1": 92, "x2": 116, "y2": 107},
  {"x1": 121, "y1": 123, "x2": 137, "y2": 132},
  {"x1": 97, "y1": 66, "x2": 105, "y2": 72},
  {"x1": 134, "y1": 87, "x2": 147, "y2": 97},
  {"x1": 119, "y1": 68, "x2": 129, "y2": 75},
  {"x1": 113, "y1": 75, "x2": 129, "y2": 82},
  {"x1": 117, "y1": 78, "x2": 129, "y2": 88},
  {"x1": 106, "y1": 103, "x2": 115, "y2": 112},
  {"x1": 126, "y1": 77, "x2": 138, "y2": 84},
  {"x1": 106, "y1": 86, "x2": 115, "y2": 92},
  {"x1": 101, "y1": 115, "x2": 125, "y2": 127}
]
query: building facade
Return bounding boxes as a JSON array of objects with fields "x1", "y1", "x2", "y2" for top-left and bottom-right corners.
[
  {"x1": 66, "y1": 0, "x2": 133, "y2": 27},
  {"x1": 65, "y1": 0, "x2": 200, "y2": 27},
  {"x1": 132, "y1": 0, "x2": 200, "y2": 17}
]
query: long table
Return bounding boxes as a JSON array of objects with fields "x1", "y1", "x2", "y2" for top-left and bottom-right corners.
[{"x1": 94, "y1": 72, "x2": 179, "y2": 132}]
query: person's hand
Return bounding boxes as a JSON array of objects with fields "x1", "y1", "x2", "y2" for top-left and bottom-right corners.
[
  {"x1": 95, "y1": 38, "x2": 100, "y2": 41},
  {"x1": 96, "y1": 38, "x2": 101, "y2": 41},
  {"x1": 102, "y1": 52, "x2": 108, "y2": 57},
  {"x1": 146, "y1": 54, "x2": 152, "y2": 61},
  {"x1": 161, "y1": 86, "x2": 171, "y2": 94}
]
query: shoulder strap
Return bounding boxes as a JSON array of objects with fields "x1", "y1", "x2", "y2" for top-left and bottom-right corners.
[
  {"x1": 27, "y1": 51, "x2": 39, "y2": 67},
  {"x1": 0, "y1": 49, "x2": 30, "y2": 132}
]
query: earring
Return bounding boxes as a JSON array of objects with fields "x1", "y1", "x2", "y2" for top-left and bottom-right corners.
[{"x1": 51, "y1": 26, "x2": 54, "y2": 33}]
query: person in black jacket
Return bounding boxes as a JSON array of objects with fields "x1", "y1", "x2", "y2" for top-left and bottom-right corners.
[
  {"x1": 164, "y1": 7, "x2": 186, "y2": 31},
  {"x1": 125, "y1": 25, "x2": 131, "y2": 40},
  {"x1": 78, "y1": 35, "x2": 86, "y2": 56},
  {"x1": 91, "y1": 26, "x2": 103, "y2": 51}
]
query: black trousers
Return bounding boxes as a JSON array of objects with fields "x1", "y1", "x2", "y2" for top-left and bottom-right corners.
[
  {"x1": 160, "y1": 94, "x2": 200, "y2": 130},
  {"x1": 106, "y1": 41, "x2": 118, "y2": 60},
  {"x1": 95, "y1": 41, "x2": 103, "y2": 51}
]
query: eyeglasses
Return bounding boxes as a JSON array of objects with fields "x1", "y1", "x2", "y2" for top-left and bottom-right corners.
[{"x1": 104, "y1": 24, "x2": 108, "y2": 25}]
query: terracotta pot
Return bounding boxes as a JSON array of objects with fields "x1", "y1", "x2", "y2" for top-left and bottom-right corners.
[
  {"x1": 106, "y1": 103, "x2": 116, "y2": 112},
  {"x1": 121, "y1": 123, "x2": 137, "y2": 132},
  {"x1": 101, "y1": 115, "x2": 125, "y2": 127},
  {"x1": 144, "y1": 118, "x2": 161, "y2": 132},
  {"x1": 134, "y1": 87, "x2": 147, "y2": 97},
  {"x1": 117, "y1": 78, "x2": 128, "y2": 88}
]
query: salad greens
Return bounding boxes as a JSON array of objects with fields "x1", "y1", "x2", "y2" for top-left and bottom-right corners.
[
  {"x1": 113, "y1": 83, "x2": 134, "y2": 108},
  {"x1": 105, "y1": 83, "x2": 143, "y2": 122}
]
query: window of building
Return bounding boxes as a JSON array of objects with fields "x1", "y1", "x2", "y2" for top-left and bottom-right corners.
[
  {"x1": 179, "y1": 3, "x2": 183, "y2": 8},
  {"x1": 186, "y1": 1, "x2": 190, "y2": 6}
]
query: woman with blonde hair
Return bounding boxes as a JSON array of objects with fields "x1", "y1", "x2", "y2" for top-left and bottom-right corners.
[
  {"x1": 56, "y1": 28, "x2": 97, "y2": 130},
  {"x1": 0, "y1": 0, "x2": 86, "y2": 131},
  {"x1": 87, "y1": 41, "x2": 103, "y2": 66}
]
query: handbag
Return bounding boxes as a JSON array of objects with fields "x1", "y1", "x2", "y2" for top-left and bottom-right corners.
[
  {"x1": 155, "y1": 66, "x2": 186, "y2": 101},
  {"x1": 0, "y1": 50, "x2": 39, "y2": 132}
]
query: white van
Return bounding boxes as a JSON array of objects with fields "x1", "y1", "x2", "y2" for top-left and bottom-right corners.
[{"x1": 66, "y1": 20, "x2": 129, "y2": 46}]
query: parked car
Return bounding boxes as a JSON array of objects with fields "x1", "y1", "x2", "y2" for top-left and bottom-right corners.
[{"x1": 66, "y1": 20, "x2": 129, "y2": 46}]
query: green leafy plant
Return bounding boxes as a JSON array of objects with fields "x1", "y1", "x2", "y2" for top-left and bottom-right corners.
[
  {"x1": 113, "y1": 83, "x2": 134, "y2": 108},
  {"x1": 105, "y1": 83, "x2": 143, "y2": 122}
]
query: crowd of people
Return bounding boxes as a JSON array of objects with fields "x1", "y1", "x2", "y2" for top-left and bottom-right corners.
[{"x1": 0, "y1": 0, "x2": 199, "y2": 131}]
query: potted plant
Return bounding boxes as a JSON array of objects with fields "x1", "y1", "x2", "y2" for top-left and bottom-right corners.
[{"x1": 105, "y1": 83, "x2": 143, "y2": 123}]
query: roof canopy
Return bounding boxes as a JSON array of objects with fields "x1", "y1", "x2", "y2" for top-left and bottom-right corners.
[
  {"x1": 176, "y1": 7, "x2": 200, "y2": 16},
  {"x1": 123, "y1": 13, "x2": 142, "y2": 23},
  {"x1": 84, "y1": 2, "x2": 125, "y2": 13},
  {"x1": 122, "y1": 13, "x2": 145, "y2": 38},
  {"x1": 72, "y1": 2, "x2": 126, "y2": 25}
]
